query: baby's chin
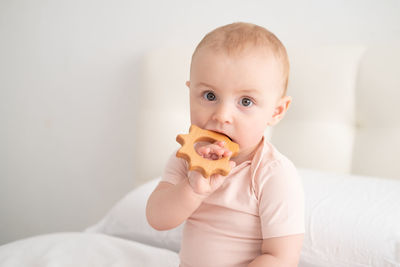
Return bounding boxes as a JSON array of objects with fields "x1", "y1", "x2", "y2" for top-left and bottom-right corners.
[{"x1": 239, "y1": 139, "x2": 264, "y2": 152}]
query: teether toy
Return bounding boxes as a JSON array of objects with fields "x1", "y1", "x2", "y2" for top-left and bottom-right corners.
[{"x1": 176, "y1": 125, "x2": 240, "y2": 178}]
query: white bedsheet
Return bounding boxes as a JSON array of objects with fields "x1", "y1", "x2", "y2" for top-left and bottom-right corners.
[
  {"x1": 299, "y1": 169, "x2": 400, "y2": 267},
  {"x1": 1, "y1": 170, "x2": 399, "y2": 267},
  {"x1": 0, "y1": 232, "x2": 179, "y2": 267}
]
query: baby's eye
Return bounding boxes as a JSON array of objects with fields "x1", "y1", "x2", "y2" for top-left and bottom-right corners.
[
  {"x1": 203, "y1": 91, "x2": 216, "y2": 101},
  {"x1": 240, "y1": 97, "x2": 253, "y2": 107}
]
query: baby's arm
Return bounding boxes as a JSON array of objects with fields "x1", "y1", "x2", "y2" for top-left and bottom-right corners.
[
  {"x1": 249, "y1": 160, "x2": 304, "y2": 266},
  {"x1": 146, "y1": 179, "x2": 206, "y2": 230},
  {"x1": 146, "y1": 141, "x2": 235, "y2": 231},
  {"x1": 248, "y1": 234, "x2": 304, "y2": 267}
]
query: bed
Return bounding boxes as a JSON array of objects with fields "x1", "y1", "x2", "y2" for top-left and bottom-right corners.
[{"x1": 1, "y1": 45, "x2": 400, "y2": 267}]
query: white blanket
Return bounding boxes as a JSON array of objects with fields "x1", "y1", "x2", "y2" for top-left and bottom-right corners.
[{"x1": 0, "y1": 232, "x2": 179, "y2": 267}]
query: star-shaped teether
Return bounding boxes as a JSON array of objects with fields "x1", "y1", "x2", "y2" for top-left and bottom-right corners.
[{"x1": 176, "y1": 125, "x2": 240, "y2": 178}]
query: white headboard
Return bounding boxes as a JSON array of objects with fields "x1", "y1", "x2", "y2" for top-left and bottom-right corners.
[{"x1": 134, "y1": 45, "x2": 400, "y2": 185}]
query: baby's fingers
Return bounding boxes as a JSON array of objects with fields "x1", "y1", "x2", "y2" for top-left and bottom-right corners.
[
  {"x1": 212, "y1": 146, "x2": 232, "y2": 158},
  {"x1": 214, "y1": 141, "x2": 233, "y2": 157},
  {"x1": 215, "y1": 141, "x2": 226, "y2": 147},
  {"x1": 200, "y1": 144, "x2": 225, "y2": 159},
  {"x1": 196, "y1": 142, "x2": 233, "y2": 160},
  {"x1": 197, "y1": 146, "x2": 211, "y2": 157}
]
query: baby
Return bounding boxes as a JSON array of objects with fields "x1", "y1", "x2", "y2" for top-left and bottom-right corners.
[{"x1": 146, "y1": 22, "x2": 304, "y2": 267}]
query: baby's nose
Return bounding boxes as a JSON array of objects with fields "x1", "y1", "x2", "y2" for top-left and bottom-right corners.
[{"x1": 212, "y1": 104, "x2": 233, "y2": 124}]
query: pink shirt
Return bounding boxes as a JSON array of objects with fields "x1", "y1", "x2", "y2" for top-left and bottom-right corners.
[{"x1": 162, "y1": 138, "x2": 305, "y2": 267}]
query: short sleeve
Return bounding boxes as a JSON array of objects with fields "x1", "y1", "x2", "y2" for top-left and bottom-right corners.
[
  {"x1": 256, "y1": 158, "x2": 305, "y2": 239},
  {"x1": 161, "y1": 150, "x2": 189, "y2": 185}
]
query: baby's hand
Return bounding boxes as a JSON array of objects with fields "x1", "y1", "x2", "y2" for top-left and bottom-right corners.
[
  {"x1": 188, "y1": 160, "x2": 236, "y2": 196},
  {"x1": 195, "y1": 141, "x2": 233, "y2": 160},
  {"x1": 187, "y1": 141, "x2": 235, "y2": 196}
]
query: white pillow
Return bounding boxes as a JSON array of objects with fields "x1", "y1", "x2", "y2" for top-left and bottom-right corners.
[{"x1": 85, "y1": 178, "x2": 183, "y2": 253}]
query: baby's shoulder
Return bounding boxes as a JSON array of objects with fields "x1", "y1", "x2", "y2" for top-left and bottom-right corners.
[
  {"x1": 256, "y1": 141, "x2": 296, "y2": 173},
  {"x1": 251, "y1": 142, "x2": 301, "y2": 193}
]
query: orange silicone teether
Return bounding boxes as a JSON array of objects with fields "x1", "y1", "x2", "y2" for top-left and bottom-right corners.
[{"x1": 176, "y1": 125, "x2": 239, "y2": 178}]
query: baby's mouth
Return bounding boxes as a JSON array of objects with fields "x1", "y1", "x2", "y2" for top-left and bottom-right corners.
[{"x1": 210, "y1": 130, "x2": 233, "y2": 142}]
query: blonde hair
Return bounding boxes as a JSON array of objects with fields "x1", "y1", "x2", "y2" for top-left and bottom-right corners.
[{"x1": 192, "y1": 22, "x2": 290, "y2": 95}]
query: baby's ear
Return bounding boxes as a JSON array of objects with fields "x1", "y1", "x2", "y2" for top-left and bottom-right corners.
[
  {"x1": 268, "y1": 95, "x2": 292, "y2": 126},
  {"x1": 186, "y1": 81, "x2": 191, "y2": 88}
]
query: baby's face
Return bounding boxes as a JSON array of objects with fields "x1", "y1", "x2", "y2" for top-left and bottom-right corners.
[{"x1": 187, "y1": 48, "x2": 290, "y2": 159}]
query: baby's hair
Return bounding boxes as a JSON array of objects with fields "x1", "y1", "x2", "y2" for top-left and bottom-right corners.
[{"x1": 192, "y1": 22, "x2": 289, "y2": 96}]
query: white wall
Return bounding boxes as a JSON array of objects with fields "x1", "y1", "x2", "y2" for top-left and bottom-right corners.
[{"x1": 1, "y1": 0, "x2": 399, "y2": 245}]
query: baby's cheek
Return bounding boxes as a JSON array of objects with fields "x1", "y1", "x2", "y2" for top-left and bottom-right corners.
[
  {"x1": 190, "y1": 110, "x2": 208, "y2": 128},
  {"x1": 238, "y1": 129, "x2": 263, "y2": 149}
]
